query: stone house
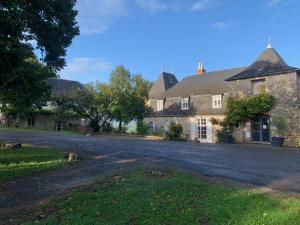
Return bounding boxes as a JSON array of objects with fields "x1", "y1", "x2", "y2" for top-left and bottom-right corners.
[
  {"x1": 145, "y1": 43, "x2": 300, "y2": 146},
  {"x1": 0, "y1": 78, "x2": 85, "y2": 131}
]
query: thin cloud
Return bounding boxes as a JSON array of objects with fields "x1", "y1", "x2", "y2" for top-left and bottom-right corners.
[
  {"x1": 60, "y1": 57, "x2": 113, "y2": 82},
  {"x1": 134, "y1": 0, "x2": 168, "y2": 14},
  {"x1": 190, "y1": 0, "x2": 220, "y2": 11},
  {"x1": 267, "y1": 0, "x2": 295, "y2": 7},
  {"x1": 76, "y1": 0, "x2": 186, "y2": 35},
  {"x1": 76, "y1": 0, "x2": 128, "y2": 35},
  {"x1": 212, "y1": 21, "x2": 228, "y2": 31}
]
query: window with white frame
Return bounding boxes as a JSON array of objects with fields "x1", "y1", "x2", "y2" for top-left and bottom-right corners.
[
  {"x1": 212, "y1": 95, "x2": 222, "y2": 108},
  {"x1": 181, "y1": 98, "x2": 189, "y2": 110},
  {"x1": 157, "y1": 100, "x2": 164, "y2": 111}
]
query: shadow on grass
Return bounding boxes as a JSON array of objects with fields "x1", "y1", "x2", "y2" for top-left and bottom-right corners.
[{"x1": 22, "y1": 170, "x2": 300, "y2": 225}]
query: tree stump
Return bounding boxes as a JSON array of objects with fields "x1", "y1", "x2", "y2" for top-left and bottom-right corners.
[
  {"x1": 0, "y1": 140, "x2": 7, "y2": 148},
  {"x1": 9, "y1": 143, "x2": 22, "y2": 149},
  {"x1": 68, "y1": 152, "x2": 78, "y2": 161}
]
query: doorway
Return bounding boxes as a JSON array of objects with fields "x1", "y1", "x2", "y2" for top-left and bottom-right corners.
[
  {"x1": 251, "y1": 115, "x2": 270, "y2": 143},
  {"x1": 197, "y1": 117, "x2": 213, "y2": 143}
]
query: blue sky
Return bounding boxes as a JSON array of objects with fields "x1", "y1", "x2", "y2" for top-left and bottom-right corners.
[{"x1": 59, "y1": 0, "x2": 300, "y2": 84}]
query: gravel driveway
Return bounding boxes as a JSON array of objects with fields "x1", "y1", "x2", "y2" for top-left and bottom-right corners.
[{"x1": 1, "y1": 130, "x2": 300, "y2": 222}]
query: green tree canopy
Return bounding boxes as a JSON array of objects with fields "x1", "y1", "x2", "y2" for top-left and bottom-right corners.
[
  {"x1": 65, "y1": 83, "x2": 113, "y2": 132},
  {"x1": 109, "y1": 66, "x2": 152, "y2": 131},
  {"x1": 0, "y1": 0, "x2": 79, "y2": 116}
]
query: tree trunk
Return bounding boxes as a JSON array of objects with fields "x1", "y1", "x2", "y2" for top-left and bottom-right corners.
[{"x1": 119, "y1": 120, "x2": 122, "y2": 133}]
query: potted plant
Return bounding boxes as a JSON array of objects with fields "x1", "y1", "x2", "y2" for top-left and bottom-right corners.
[{"x1": 270, "y1": 116, "x2": 287, "y2": 147}]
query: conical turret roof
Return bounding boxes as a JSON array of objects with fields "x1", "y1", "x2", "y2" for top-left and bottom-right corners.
[
  {"x1": 149, "y1": 72, "x2": 178, "y2": 99},
  {"x1": 227, "y1": 47, "x2": 298, "y2": 81}
]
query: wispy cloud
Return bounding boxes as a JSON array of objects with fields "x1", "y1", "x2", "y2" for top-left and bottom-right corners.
[
  {"x1": 212, "y1": 21, "x2": 228, "y2": 31},
  {"x1": 76, "y1": 0, "x2": 210, "y2": 35},
  {"x1": 60, "y1": 57, "x2": 113, "y2": 82},
  {"x1": 76, "y1": 0, "x2": 128, "y2": 35},
  {"x1": 190, "y1": 0, "x2": 220, "y2": 11},
  {"x1": 267, "y1": 0, "x2": 295, "y2": 7},
  {"x1": 134, "y1": 0, "x2": 168, "y2": 14}
]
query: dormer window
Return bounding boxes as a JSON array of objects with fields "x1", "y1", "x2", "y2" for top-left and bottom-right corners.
[
  {"x1": 212, "y1": 95, "x2": 222, "y2": 108},
  {"x1": 157, "y1": 100, "x2": 164, "y2": 111},
  {"x1": 181, "y1": 98, "x2": 189, "y2": 110}
]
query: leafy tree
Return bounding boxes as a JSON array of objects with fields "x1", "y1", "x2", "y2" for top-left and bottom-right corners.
[
  {"x1": 109, "y1": 66, "x2": 152, "y2": 132},
  {"x1": 0, "y1": 0, "x2": 79, "y2": 116},
  {"x1": 132, "y1": 74, "x2": 153, "y2": 121},
  {"x1": 109, "y1": 66, "x2": 134, "y2": 132},
  {"x1": 0, "y1": 58, "x2": 54, "y2": 123},
  {"x1": 133, "y1": 75, "x2": 152, "y2": 100},
  {"x1": 66, "y1": 84, "x2": 113, "y2": 132}
]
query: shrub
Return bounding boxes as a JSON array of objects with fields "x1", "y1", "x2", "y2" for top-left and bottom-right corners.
[
  {"x1": 153, "y1": 127, "x2": 165, "y2": 137},
  {"x1": 270, "y1": 116, "x2": 287, "y2": 137},
  {"x1": 136, "y1": 121, "x2": 149, "y2": 135},
  {"x1": 166, "y1": 122, "x2": 184, "y2": 141}
]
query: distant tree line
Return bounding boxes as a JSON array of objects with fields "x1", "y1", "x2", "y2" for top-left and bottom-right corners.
[{"x1": 55, "y1": 65, "x2": 153, "y2": 133}]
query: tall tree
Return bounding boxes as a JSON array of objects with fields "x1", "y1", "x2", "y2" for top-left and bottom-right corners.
[
  {"x1": 132, "y1": 74, "x2": 153, "y2": 120},
  {"x1": 0, "y1": 0, "x2": 79, "y2": 116},
  {"x1": 109, "y1": 66, "x2": 153, "y2": 132},
  {"x1": 109, "y1": 66, "x2": 134, "y2": 132}
]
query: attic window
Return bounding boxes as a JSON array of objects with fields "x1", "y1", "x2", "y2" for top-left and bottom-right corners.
[
  {"x1": 157, "y1": 100, "x2": 164, "y2": 111},
  {"x1": 181, "y1": 98, "x2": 189, "y2": 110}
]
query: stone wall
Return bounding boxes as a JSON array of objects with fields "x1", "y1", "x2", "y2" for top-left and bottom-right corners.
[
  {"x1": 229, "y1": 72, "x2": 300, "y2": 146},
  {"x1": 144, "y1": 116, "x2": 193, "y2": 139},
  {"x1": 148, "y1": 94, "x2": 229, "y2": 116},
  {"x1": 145, "y1": 115, "x2": 225, "y2": 143}
]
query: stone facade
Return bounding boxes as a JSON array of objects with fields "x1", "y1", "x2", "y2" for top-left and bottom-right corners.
[
  {"x1": 228, "y1": 71, "x2": 300, "y2": 146},
  {"x1": 144, "y1": 115, "x2": 225, "y2": 143},
  {"x1": 146, "y1": 46, "x2": 300, "y2": 146}
]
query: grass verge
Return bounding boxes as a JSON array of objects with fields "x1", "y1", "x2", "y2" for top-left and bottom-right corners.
[
  {"x1": 0, "y1": 127, "x2": 81, "y2": 136},
  {"x1": 23, "y1": 169, "x2": 300, "y2": 225},
  {"x1": 0, "y1": 146, "x2": 70, "y2": 182}
]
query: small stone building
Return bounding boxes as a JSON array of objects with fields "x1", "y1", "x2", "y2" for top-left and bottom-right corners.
[
  {"x1": 145, "y1": 43, "x2": 300, "y2": 146},
  {"x1": 0, "y1": 78, "x2": 85, "y2": 131}
]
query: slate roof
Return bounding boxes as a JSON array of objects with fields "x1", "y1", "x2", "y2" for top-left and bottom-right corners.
[
  {"x1": 48, "y1": 78, "x2": 84, "y2": 97},
  {"x1": 227, "y1": 48, "x2": 299, "y2": 81},
  {"x1": 164, "y1": 67, "x2": 246, "y2": 98},
  {"x1": 148, "y1": 72, "x2": 178, "y2": 99}
]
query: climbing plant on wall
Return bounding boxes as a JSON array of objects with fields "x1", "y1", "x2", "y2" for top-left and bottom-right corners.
[{"x1": 223, "y1": 94, "x2": 276, "y2": 127}]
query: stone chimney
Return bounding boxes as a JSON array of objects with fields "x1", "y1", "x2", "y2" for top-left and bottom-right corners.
[{"x1": 197, "y1": 61, "x2": 206, "y2": 75}]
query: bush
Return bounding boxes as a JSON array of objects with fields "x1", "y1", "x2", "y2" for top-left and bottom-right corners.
[
  {"x1": 166, "y1": 122, "x2": 185, "y2": 141},
  {"x1": 270, "y1": 116, "x2": 287, "y2": 137},
  {"x1": 136, "y1": 121, "x2": 149, "y2": 135},
  {"x1": 153, "y1": 127, "x2": 165, "y2": 137}
]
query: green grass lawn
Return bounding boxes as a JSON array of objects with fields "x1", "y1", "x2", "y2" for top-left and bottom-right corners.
[
  {"x1": 23, "y1": 170, "x2": 300, "y2": 225},
  {"x1": 0, "y1": 146, "x2": 70, "y2": 182}
]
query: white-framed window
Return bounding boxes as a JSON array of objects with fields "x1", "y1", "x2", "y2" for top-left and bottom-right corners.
[
  {"x1": 212, "y1": 95, "x2": 222, "y2": 108},
  {"x1": 181, "y1": 98, "x2": 189, "y2": 110},
  {"x1": 157, "y1": 100, "x2": 164, "y2": 111}
]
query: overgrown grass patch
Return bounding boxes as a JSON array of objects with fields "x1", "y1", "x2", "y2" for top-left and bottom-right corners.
[
  {"x1": 0, "y1": 147, "x2": 70, "y2": 182},
  {"x1": 23, "y1": 169, "x2": 300, "y2": 225}
]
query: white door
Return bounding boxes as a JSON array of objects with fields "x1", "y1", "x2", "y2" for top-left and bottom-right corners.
[
  {"x1": 190, "y1": 118, "x2": 197, "y2": 141},
  {"x1": 197, "y1": 117, "x2": 213, "y2": 143}
]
